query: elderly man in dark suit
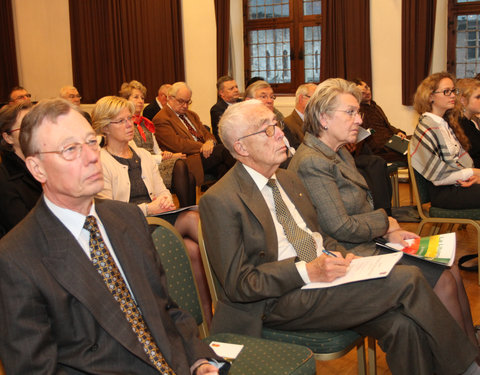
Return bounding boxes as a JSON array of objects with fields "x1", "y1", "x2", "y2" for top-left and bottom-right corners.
[
  {"x1": 282, "y1": 83, "x2": 316, "y2": 150},
  {"x1": 210, "y1": 76, "x2": 241, "y2": 143},
  {"x1": 153, "y1": 82, "x2": 234, "y2": 185},
  {"x1": 199, "y1": 99, "x2": 480, "y2": 375},
  {"x1": 143, "y1": 83, "x2": 171, "y2": 121},
  {"x1": 0, "y1": 98, "x2": 226, "y2": 375}
]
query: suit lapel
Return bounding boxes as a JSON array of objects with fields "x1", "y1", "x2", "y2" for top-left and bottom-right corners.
[
  {"x1": 38, "y1": 200, "x2": 152, "y2": 364},
  {"x1": 233, "y1": 164, "x2": 279, "y2": 260},
  {"x1": 165, "y1": 105, "x2": 195, "y2": 140}
]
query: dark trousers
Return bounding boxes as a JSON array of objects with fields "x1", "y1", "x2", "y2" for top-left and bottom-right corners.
[
  {"x1": 201, "y1": 144, "x2": 236, "y2": 179},
  {"x1": 355, "y1": 154, "x2": 393, "y2": 215}
]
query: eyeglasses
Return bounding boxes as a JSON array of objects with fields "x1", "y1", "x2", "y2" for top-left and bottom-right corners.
[
  {"x1": 334, "y1": 109, "x2": 364, "y2": 119},
  {"x1": 237, "y1": 123, "x2": 284, "y2": 141},
  {"x1": 433, "y1": 88, "x2": 459, "y2": 96},
  {"x1": 110, "y1": 116, "x2": 133, "y2": 126},
  {"x1": 257, "y1": 94, "x2": 276, "y2": 101},
  {"x1": 6, "y1": 128, "x2": 21, "y2": 135},
  {"x1": 68, "y1": 94, "x2": 82, "y2": 99},
  {"x1": 173, "y1": 97, "x2": 192, "y2": 106},
  {"x1": 12, "y1": 93, "x2": 32, "y2": 101},
  {"x1": 36, "y1": 138, "x2": 99, "y2": 161}
]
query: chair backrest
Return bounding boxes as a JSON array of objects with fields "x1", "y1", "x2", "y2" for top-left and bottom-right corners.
[
  {"x1": 407, "y1": 145, "x2": 432, "y2": 219},
  {"x1": 198, "y1": 223, "x2": 220, "y2": 311},
  {"x1": 147, "y1": 216, "x2": 208, "y2": 338}
]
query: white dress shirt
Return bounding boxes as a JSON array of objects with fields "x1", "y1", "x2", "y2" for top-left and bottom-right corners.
[{"x1": 243, "y1": 164, "x2": 324, "y2": 283}]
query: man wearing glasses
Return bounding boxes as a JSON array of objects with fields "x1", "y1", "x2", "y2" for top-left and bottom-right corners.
[
  {"x1": 0, "y1": 98, "x2": 226, "y2": 374},
  {"x1": 199, "y1": 99, "x2": 480, "y2": 375},
  {"x1": 8, "y1": 86, "x2": 32, "y2": 105},
  {"x1": 153, "y1": 81, "x2": 235, "y2": 186}
]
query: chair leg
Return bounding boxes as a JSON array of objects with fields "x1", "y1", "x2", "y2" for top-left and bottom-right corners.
[
  {"x1": 367, "y1": 336, "x2": 377, "y2": 375},
  {"x1": 356, "y1": 339, "x2": 367, "y2": 375}
]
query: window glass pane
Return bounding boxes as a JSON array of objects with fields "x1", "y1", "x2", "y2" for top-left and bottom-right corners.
[
  {"x1": 304, "y1": 25, "x2": 321, "y2": 82},
  {"x1": 248, "y1": 28, "x2": 291, "y2": 83},
  {"x1": 303, "y1": 0, "x2": 321, "y2": 16},
  {"x1": 456, "y1": 14, "x2": 480, "y2": 77},
  {"x1": 247, "y1": 0, "x2": 289, "y2": 20}
]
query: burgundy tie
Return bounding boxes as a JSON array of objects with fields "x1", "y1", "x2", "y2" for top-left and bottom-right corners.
[{"x1": 178, "y1": 114, "x2": 204, "y2": 142}]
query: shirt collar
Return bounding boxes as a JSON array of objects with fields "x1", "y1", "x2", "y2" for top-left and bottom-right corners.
[
  {"x1": 43, "y1": 195, "x2": 98, "y2": 240},
  {"x1": 423, "y1": 112, "x2": 447, "y2": 126},
  {"x1": 295, "y1": 108, "x2": 304, "y2": 121},
  {"x1": 242, "y1": 164, "x2": 276, "y2": 191}
]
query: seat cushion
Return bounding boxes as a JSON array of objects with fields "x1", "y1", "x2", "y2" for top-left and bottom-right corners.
[
  {"x1": 262, "y1": 327, "x2": 361, "y2": 354},
  {"x1": 429, "y1": 207, "x2": 480, "y2": 220},
  {"x1": 204, "y1": 332, "x2": 316, "y2": 375}
]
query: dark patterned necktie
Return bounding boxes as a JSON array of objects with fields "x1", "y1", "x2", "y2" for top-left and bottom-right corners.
[
  {"x1": 178, "y1": 114, "x2": 205, "y2": 142},
  {"x1": 83, "y1": 215, "x2": 175, "y2": 374},
  {"x1": 267, "y1": 179, "x2": 317, "y2": 262}
]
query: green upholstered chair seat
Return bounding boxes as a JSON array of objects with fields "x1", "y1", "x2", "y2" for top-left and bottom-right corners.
[
  {"x1": 204, "y1": 333, "x2": 316, "y2": 375},
  {"x1": 429, "y1": 207, "x2": 480, "y2": 220},
  {"x1": 262, "y1": 327, "x2": 361, "y2": 354},
  {"x1": 149, "y1": 217, "x2": 316, "y2": 375}
]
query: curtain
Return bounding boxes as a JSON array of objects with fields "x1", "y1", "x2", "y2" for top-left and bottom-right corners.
[
  {"x1": 69, "y1": 0, "x2": 184, "y2": 104},
  {"x1": 0, "y1": 0, "x2": 19, "y2": 104},
  {"x1": 321, "y1": 0, "x2": 371, "y2": 86},
  {"x1": 402, "y1": 0, "x2": 436, "y2": 106},
  {"x1": 215, "y1": 0, "x2": 230, "y2": 78}
]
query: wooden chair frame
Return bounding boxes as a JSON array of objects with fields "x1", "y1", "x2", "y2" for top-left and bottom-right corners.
[{"x1": 407, "y1": 148, "x2": 480, "y2": 284}]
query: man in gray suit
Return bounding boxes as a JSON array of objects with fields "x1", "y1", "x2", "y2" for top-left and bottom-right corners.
[
  {"x1": 0, "y1": 98, "x2": 225, "y2": 374},
  {"x1": 199, "y1": 100, "x2": 480, "y2": 375}
]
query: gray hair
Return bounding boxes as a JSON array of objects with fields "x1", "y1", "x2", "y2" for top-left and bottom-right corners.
[
  {"x1": 245, "y1": 80, "x2": 271, "y2": 99},
  {"x1": 59, "y1": 85, "x2": 78, "y2": 98},
  {"x1": 219, "y1": 100, "x2": 272, "y2": 157},
  {"x1": 304, "y1": 78, "x2": 362, "y2": 137},
  {"x1": 168, "y1": 82, "x2": 192, "y2": 98},
  {"x1": 295, "y1": 83, "x2": 317, "y2": 105}
]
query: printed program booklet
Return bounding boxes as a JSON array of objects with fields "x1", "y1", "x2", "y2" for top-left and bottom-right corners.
[
  {"x1": 375, "y1": 232, "x2": 456, "y2": 266},
  {"x1": 302, "y1": 252, "x2": 403, "y2": 289}
]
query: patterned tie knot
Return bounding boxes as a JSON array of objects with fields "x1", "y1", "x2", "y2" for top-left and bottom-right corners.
[{"x1": 83, "y1": 215, "x2": 99, "y2": 233}]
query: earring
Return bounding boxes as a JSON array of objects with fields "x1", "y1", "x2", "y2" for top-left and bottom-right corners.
[{"x1": 322, "y1": 125, "x2": 328, "y2": 131}]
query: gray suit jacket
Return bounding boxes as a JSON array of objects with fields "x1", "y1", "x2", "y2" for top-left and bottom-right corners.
[
  {"x1": 288, "y1": 133, "x2": 389, "y2": 250},
  {"x1": 0, "y1": 197, "x2": 218, "y2": 374},
  {"x1": 283, "y1": 109, "x2": 304, "y2": 150},
  {"x1": 199, "y1": 163, "x2": 347, "y2": 336}
]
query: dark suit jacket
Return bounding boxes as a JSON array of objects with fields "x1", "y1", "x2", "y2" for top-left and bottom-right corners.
[
  {"x1": 142, "y1": 100, "x2": 161, "y2": 121},
  {"x1": 199, "y1": 164, "x2": 347, "y2": 336},
  {"x1": 283, "y1": 109, "x2": 304, "y2": 150},
  {"x1": 461, "y1": 116, "x2": 480, "y2": 168},
  {"x1": 153, "y1": 105, "x2": 216, "y2": 184},
  {"x1": 210, "y1": 99, "x2": 228, "y2": 143},
  {"x1": 0, "y1": 150, "x2": 42, "y2": 236},
  {"x1": 0, "y1": 198, "x2": 218, "y2": 374}
]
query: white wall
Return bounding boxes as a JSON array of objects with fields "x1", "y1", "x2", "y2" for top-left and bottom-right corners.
[
  {"x1": 12, "y1": 0, "x2": 73, "y2": 102},
  {"x1": 370, "y1": 0, "x2": 448, "y2": 134},
  {"x1": 181, "y1": 0, "x2": 217, "y2": 124}
]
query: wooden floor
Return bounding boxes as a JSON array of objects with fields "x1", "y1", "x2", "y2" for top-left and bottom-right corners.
[{"x1": 315, "y1": 182, "x2": 480, "y2": 374}]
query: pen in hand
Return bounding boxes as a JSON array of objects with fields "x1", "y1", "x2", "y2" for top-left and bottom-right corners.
[{"x1": 322, "y1": 249, "x2": 338, "y2": 258}]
